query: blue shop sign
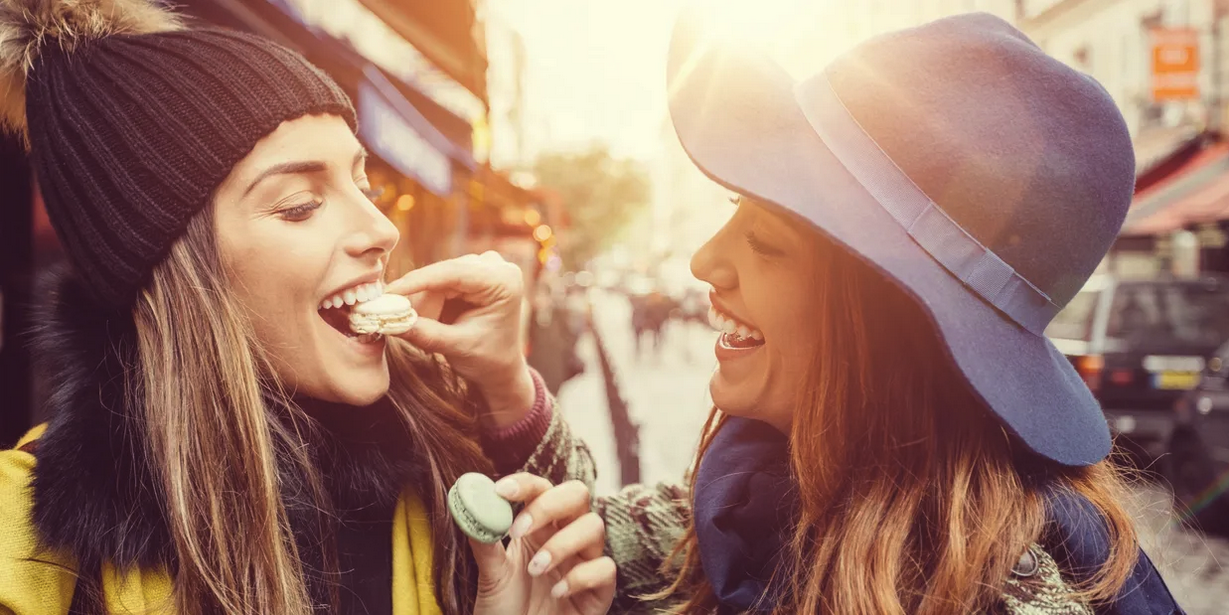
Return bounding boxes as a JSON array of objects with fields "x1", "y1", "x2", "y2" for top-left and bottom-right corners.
[{"x1": 358, "y1": 79, "x2": 452, "y2": 196}]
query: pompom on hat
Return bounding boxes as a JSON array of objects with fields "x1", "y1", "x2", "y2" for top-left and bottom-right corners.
[
  {"x1": 667, "y1": 7, "x2": 1136, "y2": 466},
  {"x1": 1, "y1": 0, "x2": 355, "y2": 309}
]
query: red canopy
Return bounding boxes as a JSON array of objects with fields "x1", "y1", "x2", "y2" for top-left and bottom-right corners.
[{"x1": 1122, "y1": 141, "x2": 1229, "y2": 236}]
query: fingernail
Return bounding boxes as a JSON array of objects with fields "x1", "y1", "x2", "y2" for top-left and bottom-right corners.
[
  {"x1": 494, "y1": 477, "x2": 519, "y2": 499},
  {"x1": 551, "y1": 579, "x2": 569, "y2": 599},
  {"x1": 528, "y1": 550, "x2": 552, "y2": 577},
  {"x1": 509, "y1": 513, "x2": 533, "y2": 540}
]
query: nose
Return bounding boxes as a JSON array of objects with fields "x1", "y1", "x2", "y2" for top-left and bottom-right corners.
[
  {"x1": 691, "y1": 224, "x2": 737, "y2": 291},
  {"x1": 344, "y1": 191, "x2": 399, "y2": 259}
]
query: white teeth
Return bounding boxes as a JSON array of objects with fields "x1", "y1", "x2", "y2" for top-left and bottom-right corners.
[
  {"x1": 319, "y1": 282, "x2": 386, "y2": 311},
  {"x1": 708, "y1": 305, "x2": 765, "y2": 341}
]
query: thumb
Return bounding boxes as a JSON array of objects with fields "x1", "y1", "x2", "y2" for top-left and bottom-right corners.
[
  {"x1": 397, "y1": 317, "x2": 465, "y2": 354},
  {"x1": 468, "y1": 537, "x2": 510, "y2": 590}
]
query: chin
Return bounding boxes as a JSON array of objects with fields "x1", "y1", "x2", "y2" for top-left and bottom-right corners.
[
  {"x1": 311, "y1": 364, "x2": 391, "y2": 406},
  {"x1": 710, "y1": 375, "x2": 790, "y2": 430},
  {"x1": 338, "y1": 385, "x2": 389, "y2": 407},
  {"x1": 710, "y1": 377, "x2": 755, "y2": 417}
]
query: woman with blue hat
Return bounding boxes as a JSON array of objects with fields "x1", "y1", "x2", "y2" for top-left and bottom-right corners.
[{"x1": 584, "y1": 8, "x2": 1186, "y2": 615}]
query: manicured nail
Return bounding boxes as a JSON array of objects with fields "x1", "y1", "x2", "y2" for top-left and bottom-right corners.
[
  {"x1": 509, "y1": 513, "x2": 533, "y2": 540},
  {"x1": 528, "y1": 550, "x2": 552, "y2": 577},
  {"x1": 551, "y1": 579, "x2": 569, "y2": 598},
  {"x1": 494, "y1": 477, "x2": 519, "y2": 499}
]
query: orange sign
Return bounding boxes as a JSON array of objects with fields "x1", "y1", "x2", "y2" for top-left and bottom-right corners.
[{"x1": 1151, "y1": 28, "x2": 1200, "y2": 101}]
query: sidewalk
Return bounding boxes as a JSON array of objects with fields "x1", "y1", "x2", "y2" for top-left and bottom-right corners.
[
  {"x1": 557, "y1": 290, "x2": 715, "y2": 494},
  {"x1": 555, "y1": 326, "x2": 622, "y2": 496}
]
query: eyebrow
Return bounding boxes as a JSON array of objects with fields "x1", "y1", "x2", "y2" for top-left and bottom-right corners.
[{"x1": 243, "y1": 147, "x2": 369, "y2": 196}]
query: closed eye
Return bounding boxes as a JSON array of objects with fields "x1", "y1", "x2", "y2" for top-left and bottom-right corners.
[
  {"x1": 278, "y1": 199, "x2": 322, "y2": 222},
  {"x1": 745, "y1": 230, "x2": 782, "y2": 256}
]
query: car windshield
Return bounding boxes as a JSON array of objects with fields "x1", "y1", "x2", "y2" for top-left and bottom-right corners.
[
  {"x1": 1106, "y1": 282, "x2": 1229, "y2": 351},
  {"x1": 1045, "y1": 289, "x2": 1101, "y2": 341}
]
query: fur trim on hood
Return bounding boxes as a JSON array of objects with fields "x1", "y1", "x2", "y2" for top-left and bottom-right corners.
[{"x1": 26, "y1": 263, "x2": 427, "y2": 575}]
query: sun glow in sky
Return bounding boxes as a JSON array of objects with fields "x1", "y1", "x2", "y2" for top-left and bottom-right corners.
[{"x1": 490, "y1": 0, "x2": 837, "y2": 162}]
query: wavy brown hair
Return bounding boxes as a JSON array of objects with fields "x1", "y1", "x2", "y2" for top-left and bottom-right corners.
[
  {"x1": 656, "y1": 229, "x2": 1138, "y2": 614},
  {"x1": 126, "y1": 208, "x2": 491, "y2": 614}
]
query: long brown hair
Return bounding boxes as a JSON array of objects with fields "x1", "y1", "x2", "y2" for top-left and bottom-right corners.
[
  {"x1": 128, "y1": 208, "x2": 491, "y2": 614},
  {"x1": 658, "y1": 229, "x2": 1138, "y2": 614}
]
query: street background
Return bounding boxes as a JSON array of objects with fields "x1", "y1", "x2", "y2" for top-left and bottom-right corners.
[{"x1": 5, "y1": 0, "x2": 1229, "y2": 612}]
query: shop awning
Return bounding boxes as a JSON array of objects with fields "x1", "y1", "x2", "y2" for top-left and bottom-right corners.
[
  {"x1": 355, "y1": 0, "x2": 487, "y2": 104},
  {"x1": 1134, "y1": 125, "x2": 1201, "y2": 178},
  {"x1": 1122, "y1": 141, "x2": 1229, "y2": 236}
]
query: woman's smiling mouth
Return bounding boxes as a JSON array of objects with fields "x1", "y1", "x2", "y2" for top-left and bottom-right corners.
[
  {"x1": 708, "y1": 305, "x2": 765, "y2": 353},
  {"x1": 318, "y1": 281, "x2": 385, "y2": 344}
]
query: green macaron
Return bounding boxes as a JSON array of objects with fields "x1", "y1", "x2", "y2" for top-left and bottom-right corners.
[{"x1": 447, "y1": 473, "x2": 515, "y2": 544}]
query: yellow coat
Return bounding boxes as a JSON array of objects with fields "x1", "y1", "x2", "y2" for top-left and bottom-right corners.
[{"x1": 0, "y1": 425, "x2": 441, "y2": 615}]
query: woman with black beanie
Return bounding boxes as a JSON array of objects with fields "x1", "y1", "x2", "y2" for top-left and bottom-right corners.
[{"x1": 0, "y1": 1, "x2": 614, "y2": 613}]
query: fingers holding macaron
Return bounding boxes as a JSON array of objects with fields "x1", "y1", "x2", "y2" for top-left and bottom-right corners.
[{"x1": 448, "y1": 472, "x2": 613, "y2": 605}]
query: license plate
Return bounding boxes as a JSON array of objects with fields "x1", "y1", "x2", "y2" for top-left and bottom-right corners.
[{"x1": 1153, "y1": 371, "x2": 1201, "y2": 390}]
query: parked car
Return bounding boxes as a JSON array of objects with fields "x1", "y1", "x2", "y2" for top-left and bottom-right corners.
[
  {"x1": 1171, "y1": 341, "x2": 1229, "y2": 533},
  {"x1": 1045, "y1": 274, "x2": 1229, "y2": 466}
]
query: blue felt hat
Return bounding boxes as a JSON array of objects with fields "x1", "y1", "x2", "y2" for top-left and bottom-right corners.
[{"x1": 667, "y1": 10, "x2": 1135, "y2": 466}]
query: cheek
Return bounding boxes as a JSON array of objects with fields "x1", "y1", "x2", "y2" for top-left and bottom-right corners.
[
  {"x1": 217, "y1": 222, "x2": 332, "y2": 362},
  {"x1": 757, "y1": 279, "x2": 813, "y2": 360},
  {"x1": 756, "y1": 276, "x2": 816, "y2": 402}
]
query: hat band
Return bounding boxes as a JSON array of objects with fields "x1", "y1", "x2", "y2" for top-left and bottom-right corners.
[{"x1": 794, "y1": 76, "x2": 1061, "y2": 336}]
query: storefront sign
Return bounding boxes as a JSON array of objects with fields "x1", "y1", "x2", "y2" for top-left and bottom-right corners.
[
  {"x1": 358, "y1": 80, "x2": 452, "y2": 196},
  {"x1": 1151, "y1": 28, "x2": 1200, "y2": 101}
]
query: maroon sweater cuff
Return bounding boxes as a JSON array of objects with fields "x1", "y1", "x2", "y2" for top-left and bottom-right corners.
[{"x1": 481, "y1": 368, "x2": 553, "y2": 474}]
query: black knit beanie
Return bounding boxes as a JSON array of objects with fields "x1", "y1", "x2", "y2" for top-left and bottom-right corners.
[{"x1": 1, "y1": 0, "x2": 356, "y2": 309}]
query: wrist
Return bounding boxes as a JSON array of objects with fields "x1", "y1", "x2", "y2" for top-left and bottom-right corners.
[{"x1": 479, "y1": 362, "x2": 536, "y2": 429}]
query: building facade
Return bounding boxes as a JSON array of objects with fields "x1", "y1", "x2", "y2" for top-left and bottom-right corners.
[{"x1": 1019, "y1": 0, "x2": 1221, "y2": 139}]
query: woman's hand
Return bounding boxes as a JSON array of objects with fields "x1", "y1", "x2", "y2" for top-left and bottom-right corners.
[
  {"x1": 384, "y1": 252, "x2": 535, "y2": 427},
  {"x1": 471, "y1": 473, "x2": 616, "y2": 615}
]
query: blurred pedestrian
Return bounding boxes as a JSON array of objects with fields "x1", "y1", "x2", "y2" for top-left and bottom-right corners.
[
  {"x1": 594, "y1": 9, "x2": 1181, "y2": 615},
  {"x1": 0, "y1": 1, "x2": 612, "y2": 613},
  {"x1": 527, "y1": 282, "x2": 586, "y2": 395},
  {"x1": 629, "y1": 290, "x2": 649, "y2": 356},
  {"x1": 644, "y1": 290, "x2": 673, "y2": 356}
]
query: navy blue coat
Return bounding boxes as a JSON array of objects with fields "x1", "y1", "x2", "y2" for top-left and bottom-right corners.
[{"x1": 1044, "y1": 490, "x2": 1185, "y2": 614}]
